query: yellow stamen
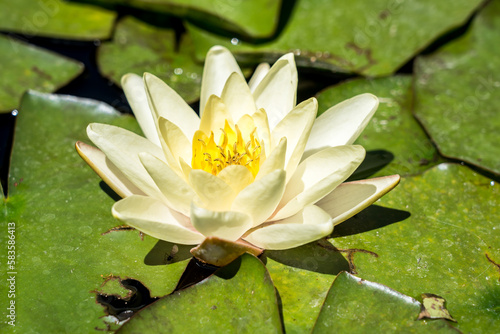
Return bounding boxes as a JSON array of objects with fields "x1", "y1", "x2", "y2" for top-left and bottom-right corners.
[{"x1": 191, "y1": 118, "x2": 264, "y2": 177}]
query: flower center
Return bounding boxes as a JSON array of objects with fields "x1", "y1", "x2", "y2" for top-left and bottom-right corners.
[{"x1": 192, "y1": 120, "x2": 261, "y2": 177}]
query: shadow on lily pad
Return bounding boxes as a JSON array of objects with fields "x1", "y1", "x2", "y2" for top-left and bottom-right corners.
[
  {"x1": 264, "y1": 241, "x2": 351, "y2": 275},
  {"x1": 99, "y1": 180, "x2": 122, "y2": 202},
  {"x1": 144, "y1": 240, "x2": 193, "y2": 265},
  {"x1": 349, "y1": 149, "x2": 395, "y2": 181},
  {"x1": 332, "y1": 204, "x2": 410, "y2": 238}
]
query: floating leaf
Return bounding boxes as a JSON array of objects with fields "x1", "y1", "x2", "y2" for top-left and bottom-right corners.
[
  {"x1": 187, "y1": 0, "x2": 483, "y2": 76},
  {"x1": 332, "y1": 163, "x2": 500, "y2": 333},
  {"x1": 418, "y1": 293, "x2": 457, "y2": 322},
  {"x1": 264, "y1": 244, "x2": 346, "y2": 334},
  {"x1": 0, "y1": 91, "x2": 189, "y2": 332},
  {"x1": 98, "y1": 16, "x2": 202, "y2": 103},
  {"x1": 414, "y1": 0, "x2": 500, "y2": 175},
  {"x1": 317, "y1": 75, "x2": 442, "y2": 177},
  {"x1": 0, "y1": 0, "x2": 116, "y2": 40},
  {"x1": 312, "y1": 272, "x2": 458, "y2": 332},
  {"x1": 118, "y1": 254, "x2": 283, "y2": 333},
  {"x1": 0, "y1": 35, "x2": 83, "y2": 112},
  {"x1": 70, "y1": 0, "x2": 281, "y2": 38}
]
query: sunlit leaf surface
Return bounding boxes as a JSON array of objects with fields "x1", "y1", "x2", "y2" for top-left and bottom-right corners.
[
  {"x1": 332, "y1": 163, "x2": 500, "y2": 333},
  {"x1": 98, "y1": 16, "x2": 202, "y2": 103},
  {"x1": 70, "y1": 0, "x2": 281, "y2": 38},
  {"x1": 0, "y1": 35, "x2": 83, "y2": 112},
  {"x1": 119, "y1": 254, "x2": 283, "y2": 333},
  {"x1": 0, "y1": 0, "x2": 115, "y2": 40},
  {"x1": 414, "y1": 0, "x2": 500, "y2": 175},
  {"x1": 312, "y1": 272, "x2": 458, "y2": 333},
  {"x1": 187, "y1": 0, "x2": 483, "y2": 76},
  {"x1": 317, "y1": 75, "x2": 442, "y2": 177},
  {"x1": 0, "y1": 92, "x2": 189, "y2": 333}
]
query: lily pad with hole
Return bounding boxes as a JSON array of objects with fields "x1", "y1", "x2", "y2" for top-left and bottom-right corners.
[
  {"x1": 118, "y1": 254, "x2": 283, "y2": 333},
  {"x1": 330, "y1": 163, "x2": 500, "y2": 333},
  {"x1": 414, "y1": 0, "x2": 500, "y2": 175},
  {"x1": 0, "y1": 0, "x2": 115, "y2": 40},
  {"x1": 70, "y1": 0, "x2": 281, "y2": 39},
  {"x1": 0, "y1": 35, "x2": 83, "y2": 113},
  {"x1": 187, "y1": 0, "x2": 483, "y2": 76},
  {"x1": 312, "y1": 272, "x2": 458, "y2": 333},
  {"x1": 98, "y1": 16, "x2": 203, "y2": 104},
  {"x1": 0, "y1": 91, "x2": 189, "y2": 333},
  {"x1": 316, "y1": 75, "x2": 442, "y2": 178}
]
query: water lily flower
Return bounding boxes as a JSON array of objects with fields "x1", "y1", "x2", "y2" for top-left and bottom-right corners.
[{"x1": 76, "y1": 46, "x2": 399, "y2": 266}]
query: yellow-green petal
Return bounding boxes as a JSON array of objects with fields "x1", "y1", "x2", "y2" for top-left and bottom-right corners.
[
  {"x1": 273, "y1": 145, "x2": 365, "y2": 220},
  {"x1": 190, "y1": 202, "x2": 252, "y2": 241},
  {"x1": 304, "y1": 93, "x2": 378, "y2": 159},
  {"x1": 143, "y1": 72, "x2": 200, "y2": 139},
  {"x1": 76, "y1": 141, "x2": 144, "y2": 198},
  {"x1": 317, "y1": 174, "x2": 400, "y2": 226},
  {"x1": 139, "y1": 152, "x2": 196, "y2": 216},
  {"x1": 245, "y1": 205, "x2": 333, "y2": 250},
  {"x1": 112, "y1": 195, "x2": 204, "y2": 245},
  {"x1": 232, "y1": 169, "x2": 286, "y2": 227}
]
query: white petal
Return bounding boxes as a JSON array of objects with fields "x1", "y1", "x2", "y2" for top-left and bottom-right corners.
[
  {"x1": 112, "y1": 195, "x2": 204, "y2": 245},
  {"x1": 217, "y1": 165, "x2": 254, "y2": 193},
  {"x1": 179, "y1": 157, "x2": 192, "y2": 181},
  {"x1": 87, "y1": 123, "x2": 165, "y2": 200},
  {"x1": 252, "y1": 108, "x2": 272, "y2": 154},
  {"x1": 248, "y1": 63, "x2": 270, "y2": 93},
  {"x1": 191, "y1": 202, "x2": 252, "y2": 241},
  {"x1": 157, "y1": 117, "x2": 192, "y2": 173},
  {"x1": 231, "y1": 170, "x2": 286, "y2": 227},
  {"x1": 221, "y1": 72, "x2": 257, "y2": 123},
  {"x1": 317, "y1": 174, "x2": 400, "y2": 225},
  {"x1": 255, "y1": 137, "x2": 286, "y2": 181},
  {"x1": 271, "y1": 97, "x2": 317, "y2": 182},
  {"x1": 121, "y1": 74, "x2": 160, "y2": 146},
  {"x1": 199, "y1": 94, "x2": 232, "y2": 135},
  {"x1": 139, "y1": 152, "x2": 196, "y2": 216},
  {"x1": 253, "y1": 53, "x2": 297, "y2": 130},
  {"x1": 304, "y1": 93, "x2": 378, "y2": 159},
  {"x1": 76, "y1": 141, "x2": 145, "y2": 198},
  {"x1": 189, "y1": 169, "x2": 235, "y2": 211},
  {"x1": 244, "y1": 205, "x2": 333, "y2": 250},
  {"x1": 143, "y1": 72, "x2": 200, "y2": 139},
  {"x1": 273, "y1": 145, "x2": 365, "y2": 220},
  {"x1": 200, "y1": 46, "x2": 244, "y2": 115}
]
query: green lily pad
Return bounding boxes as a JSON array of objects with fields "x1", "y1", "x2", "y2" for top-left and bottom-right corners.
[
  {"x1": 0, "y1": 91, "x2": 189, "y2": 332},
  {"x1": 187, "y1": 0, "x2": 483, "y2": 76},
  {"x1": 119, "y1": 254, "x2": 283, "y2": 333},
  {"x1": 0, "y1": 35, "x2": 83, "y2": 113},
  {"x1": 70, "y1": 0, "x2": 281, "y2": 39},
  {"x1": 98, "y1": 16, "x2": 202, "y2": 103},
  {"x1": 313, "y1": 272, "x2": 458, "y2": 332},
  {"x1": 263, "y1": 239, "x2": 357, "y2": 333},
  {"x1": 316, "y1": 75, "x2": 442, "y2": 177},
  {"x1": 414, "y1": 0, "x2": 500, "y2": 175},
  {"x1": 331, "y1": 163, "x2": 500, "y2": 333},
  {"x1": 0, "y1": 0, "x2": 115, "y2": 40}
]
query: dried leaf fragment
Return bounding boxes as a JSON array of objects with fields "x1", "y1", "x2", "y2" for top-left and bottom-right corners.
[{"x1": 418, "y1": 293, "x2": 457, "y2": 322}]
